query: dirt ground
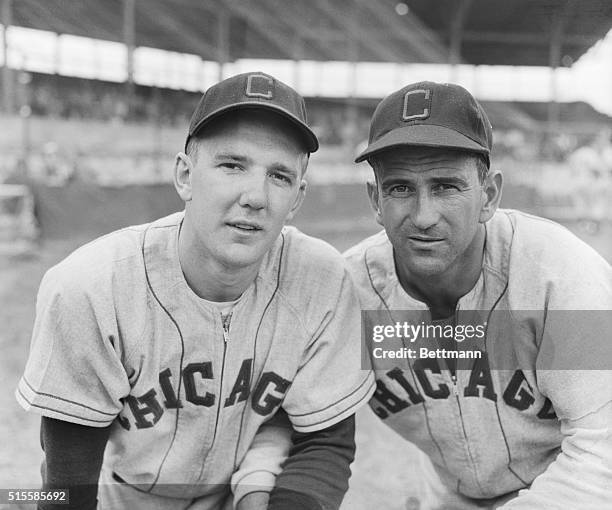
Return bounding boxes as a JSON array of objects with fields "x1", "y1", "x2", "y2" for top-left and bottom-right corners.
[{"x1": 1, "y1": 220, "x2": 609, "y2": 509}]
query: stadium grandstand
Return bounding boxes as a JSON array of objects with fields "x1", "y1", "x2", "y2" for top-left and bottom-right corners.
[{"x1": 0, "y1": 0, "x2": 611, "y2": 244}]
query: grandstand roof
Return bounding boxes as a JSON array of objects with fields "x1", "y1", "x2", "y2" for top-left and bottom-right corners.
[
  {"x1": 10, "y1": 0, "x2": 612, "y2": 66},
  {"x1": 408, "y1": 0, "x2": 612, "y2": 66}
]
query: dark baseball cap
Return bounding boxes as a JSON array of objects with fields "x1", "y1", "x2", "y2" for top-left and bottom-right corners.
[
  {"x1": 185, "y1": 72, "x2": 318, "y2": 153},
  {"x1": 355, "y1": 81, "x2": 492, "y2": 166}
]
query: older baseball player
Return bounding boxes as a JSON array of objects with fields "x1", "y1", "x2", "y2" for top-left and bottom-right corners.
[
  {"x1": 344, "y1": 81, "x2": 612, "y2": 508},
  {"x1": 16, "y1": 72, "x2": 375, "y2": 510}
]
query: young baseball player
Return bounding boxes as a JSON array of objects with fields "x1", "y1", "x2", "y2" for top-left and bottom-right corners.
[
  {"x1": 344, "y1": 81, "x2": 612, "y2": 508},
  {"x1": 16, "y1": 72, "x2": 375, "y2": 510}
]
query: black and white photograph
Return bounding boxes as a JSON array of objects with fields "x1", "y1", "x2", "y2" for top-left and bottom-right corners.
[{"x1": 1, "y1": 1, "x2": 611, "y2": 509}]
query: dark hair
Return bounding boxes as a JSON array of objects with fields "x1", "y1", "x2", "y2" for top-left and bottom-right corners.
[
  {"x1": 369, "y1": 149, "x2": 489, "y2": 183},
  {"x1": 185, "y1": 135, "x2": 200, "y2": 161},
  {"x1": 474, "y1": 154, "x2": 489, "y2": 183}
]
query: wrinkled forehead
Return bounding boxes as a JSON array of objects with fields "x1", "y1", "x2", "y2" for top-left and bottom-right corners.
[{"x1": 371, "y1": 146, "x2": 478, "y2": 178}]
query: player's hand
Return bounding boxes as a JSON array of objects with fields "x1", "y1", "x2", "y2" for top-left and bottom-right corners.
[{"x1": 235, "y1": 491, "x2": 269, "y2": 510}]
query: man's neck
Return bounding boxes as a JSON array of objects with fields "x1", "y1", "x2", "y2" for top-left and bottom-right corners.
[
  {"x1": 178, "y1": 226, "x2": 260, "y2": 302},
  {"x1": 396, "y1": 226, "x2": 486, "y2": 319}
]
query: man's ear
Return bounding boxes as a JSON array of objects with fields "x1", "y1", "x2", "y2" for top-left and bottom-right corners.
[
  {"x1": 479, "y1": 168, "x2": 503, "y2": 223},
  {"x1": 286, "y1": 179, "x2": 307, "y2": 222},
  {"x1": 174, "y1": 152, "x2": 193, "y2": 202},
  {"x1": 366, "y1": 180, "x2": 383, "y2": 226}
]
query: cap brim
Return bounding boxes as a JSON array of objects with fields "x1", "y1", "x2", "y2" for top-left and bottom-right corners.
[
  {"x1": 190, "y1": 102, "x2": 319, "y2": 153},
  {"x1": 355, "y1": 124, "x2": 489, "y2": 163}
]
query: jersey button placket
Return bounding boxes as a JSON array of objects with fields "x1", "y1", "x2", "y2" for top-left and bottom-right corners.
[{"x1": 196, "y1": 311, "x2": 230, "y2": 482}]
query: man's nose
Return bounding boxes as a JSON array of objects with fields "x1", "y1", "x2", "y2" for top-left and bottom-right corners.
[
  {"x1": 238, "y1": 172, "x2": 268, "y2": 210},
  {"x1": 411, "y1": 191, "x2": 439, "y2": 231}
]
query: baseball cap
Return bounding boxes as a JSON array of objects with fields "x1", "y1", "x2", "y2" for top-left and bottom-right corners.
[
  {"x1": 355, "y1": 81, "x2": 492, "y2": 166},
  {"x1": 186, "y1": 72, "x2": 319, "y2": 153}
]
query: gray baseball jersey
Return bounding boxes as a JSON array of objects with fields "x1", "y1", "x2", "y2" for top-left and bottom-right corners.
[
  {"x1": 17, "y1": 212, "x2": 375, "y2": 507},
  {"x1": 344, "y1": 209, "x2": 612, "y2": 508}
]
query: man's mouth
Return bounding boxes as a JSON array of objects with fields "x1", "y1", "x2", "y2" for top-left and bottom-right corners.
[
  {"x1": 227, "y1": 221, "x2": 263, "y2": 232},
  {"x1": 408, "y1": 235, "x2": 443, "y2": 242},
  {"x1": 407, "y1": 235, "x2": 444, "y2": 247}
]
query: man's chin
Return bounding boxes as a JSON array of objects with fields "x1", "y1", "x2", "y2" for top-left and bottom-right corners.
[
  {"x1": 409, "y1": 265, "x2": 448, "y2": 279},
  {"x1": 219, "y1": 228, "x2": 283, "y2": 269},
  {"x1": 400, "y1": 252, "x2": 449, "y2": 278},
  {"x1": 221, "y1": 243, "x2": 269, "y2": 270}
]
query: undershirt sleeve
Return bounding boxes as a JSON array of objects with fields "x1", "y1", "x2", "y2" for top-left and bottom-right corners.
[
  {"x1": 269, "y1": 415, "x2": 356, "y2": 510},
  {"x1": 38, "y1": 416, "x2": 110, "y2": 510}
]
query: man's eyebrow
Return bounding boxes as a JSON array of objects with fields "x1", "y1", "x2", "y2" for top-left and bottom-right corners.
[
  {"x1": 380, "y1": 174, "x2": 469, "y2": 186},
  {"x1": 213, "y1": 153, "x2": 249, "y2": 163},
  {"x1": 270, "y1": 163, "x2": 298, "y2": 177},
  {"x1": 213, "y1": 153, "x2": 299, "y2": 177},
  {"x1": 430, "y1": 176, "x2": 469, "y2": 186},
  {"x1": 380, "y1": 175, "x2": 416, "y2": 186}
]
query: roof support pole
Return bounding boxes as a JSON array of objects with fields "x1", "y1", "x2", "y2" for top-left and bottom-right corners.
[
  {"x1": 1, "y1": 0, "x2": 13, "y2": 114},
  {"x1": 292, "y1": 34, "x2": 302, "y2": 91},
  {"x1": 343, "y1": 34, "x2": 359, "y2": 153},
  {"x1": 122, "y1": 0, "x2": 135, "y2": 118},
  {"x1": 449, "y1": 0, "x2": 472, "y2": 81},
  {"x1": 548, "y1": 1, "x2": 574, "y2": 133},
  {"x1": 548, "y1": 12, "x2": 564, "y2": 132},
  {"x1": 216, "y1": 9, "x2": 229, "y2": 82}
]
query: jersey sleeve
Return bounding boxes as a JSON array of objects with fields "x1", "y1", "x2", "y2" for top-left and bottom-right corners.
[
  {"x1": 500, "y1": 400, "x2": 612, "y2": 509},
  {"x1": 231, "y1": 410, "x2": 292, "y2": 507},
  {"x1": 506, "y1": 232, "x2": 612, "y2": 507},
  {"x1": 16, "y1": 267, "x2": 130, "y2": 427},
  {"x1": 535, "y1": 243, "x2": 612, "y2": 420},
  {"x1": 282, "y1": 269, "x2": 375, "y2": 433}
]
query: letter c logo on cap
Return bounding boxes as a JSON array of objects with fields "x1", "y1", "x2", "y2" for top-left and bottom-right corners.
[
  {"x1": 245, "y1": 74, "x2": 274, "y2": 99},
  {"x1": 402, "y1": 89, "x2": 431, "y2": 121}
]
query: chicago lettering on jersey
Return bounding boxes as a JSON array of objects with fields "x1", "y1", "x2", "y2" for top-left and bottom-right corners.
[
  {"x1": 118, "y1": 358, "x2": 291, "y2": 430},
  {"x1": 371, "y1": 358, "x2": 557, "y2": 420}
]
